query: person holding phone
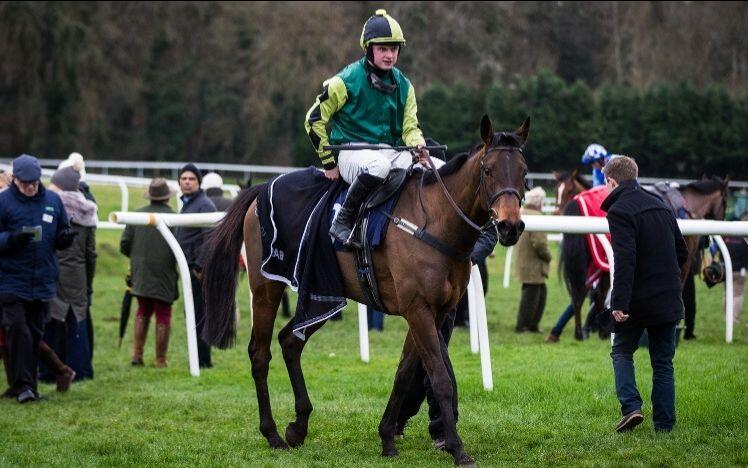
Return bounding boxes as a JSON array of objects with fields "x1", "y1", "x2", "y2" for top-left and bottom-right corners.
[{"x1": 0, "y1": 154, "x2": 76, "y2": 403}]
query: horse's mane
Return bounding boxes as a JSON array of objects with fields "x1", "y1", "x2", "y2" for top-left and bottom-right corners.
[
  {"x1": 556, "y1": 170, "x2": 591, "y2": 189},
  {"x1": 683, "y1": 178, "x2": 725, "y2": 194},
  {"x1": 422, "y1": 132, "x2": 523, "y2": 186}
]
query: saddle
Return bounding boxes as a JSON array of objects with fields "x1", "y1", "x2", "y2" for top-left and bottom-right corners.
[
  {"x1": 645, "y1": 182, "x2": 690, "y2": 219},
  {"x1": 350, "y1": 168, "x2": 410, "y2": 314}
]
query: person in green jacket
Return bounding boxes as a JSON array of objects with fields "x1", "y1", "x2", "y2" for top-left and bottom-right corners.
[
  {"x1": 119, "y1": 178, "x2": 179, "y2": 368},
  {"x1": 305, "y1": 9, "x2": 440, "y2": 246}
]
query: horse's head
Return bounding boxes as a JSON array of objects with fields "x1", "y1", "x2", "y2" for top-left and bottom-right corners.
[
  {"x1": 478, "y1": 114, "x2": 529, "y2": 246},
  {"x1": 553, "y1": 169, "x2": 590, "y2": 215}
]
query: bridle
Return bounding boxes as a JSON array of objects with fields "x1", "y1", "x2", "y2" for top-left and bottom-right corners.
[{"x1": 423, "y1": 143, "x2": 525, "y2": 234}]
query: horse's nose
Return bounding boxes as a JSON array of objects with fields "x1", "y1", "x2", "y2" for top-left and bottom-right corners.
[{"x1": 496, "y1": 220, "x2": 524, "y2": 246}]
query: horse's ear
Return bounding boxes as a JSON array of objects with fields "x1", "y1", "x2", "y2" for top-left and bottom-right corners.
[
  {"x1": 724, "y1": 175, "x2": 730, "y2": 186},
  {"x1": 515, "y1": 116, "x2": 531, "y2": 145},
  {"x1": 480, "y1": 114, "x2": 494, "y2": 146},
  {"x1": 553, "y1": 171, "x2": 561, "y2": 181},
  {"x1": 571, "y1": 168, "x2": 579, "y2": 178}
]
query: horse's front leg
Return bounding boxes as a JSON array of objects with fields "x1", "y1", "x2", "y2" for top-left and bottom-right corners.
[
  {"x1": 378, "y1": 331, "x2": 422, "y2": 457},
  {"x1": 406, "y1": 306, "x2": 474, "y2": 466}
]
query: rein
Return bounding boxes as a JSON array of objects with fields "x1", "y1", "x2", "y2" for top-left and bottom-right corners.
[{"x1": 424, "y1": 145, "x2": 524, "y2": 233}]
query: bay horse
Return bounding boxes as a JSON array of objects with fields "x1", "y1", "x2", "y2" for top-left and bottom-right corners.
[
  {"x1": 557, "y1": 173, "x2": 729, "y2": 340},
  {"x1": 201, "y1": 115, "x2": 529, "y2": 466}
]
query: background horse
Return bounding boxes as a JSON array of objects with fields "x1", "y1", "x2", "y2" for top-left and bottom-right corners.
[
  {"x1": 555, "y1": 172, "x2": 730, "y2": 341},
  {"x1": 201, "y1": 115, "x2": 529, "y2": 466}
]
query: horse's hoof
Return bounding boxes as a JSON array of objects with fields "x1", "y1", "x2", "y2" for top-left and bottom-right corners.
[
  {"x1": 455, "y1": 453, "x2": 476, "y2": 467},
  {"x1": 285, "y1": 423, "x2": 307, "y2": 448},
  {"x1": 268, "y1": 434, "x2": 290, "y2": 450},
  {"x1": 381, "y1": 441, "x2": 399, "y2": 458}
]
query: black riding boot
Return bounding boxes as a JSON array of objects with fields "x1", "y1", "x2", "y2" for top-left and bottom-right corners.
[{"x1": 329, "y1": 173, "x2": 383, "y2": 246}]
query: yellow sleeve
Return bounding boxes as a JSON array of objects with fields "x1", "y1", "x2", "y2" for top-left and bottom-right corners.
[
  {"x1": 402, "y1": 82, "x2": 425, "y2": 147},
  {"x1": 304, "y1": 76, "x2": 348, "y2": 169}
]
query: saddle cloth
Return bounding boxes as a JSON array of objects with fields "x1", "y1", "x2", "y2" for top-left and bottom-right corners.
[
  {"x1": 573, "y1": 185, "x2": 611, "y2": 275},
  {"x1": 257, "y1": 167, "x2": 400, "y2": 339}
]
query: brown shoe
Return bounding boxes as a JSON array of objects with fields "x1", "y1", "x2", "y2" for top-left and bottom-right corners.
[
  {"x1": 616, "y1": 409, "x2": 644, "y2": 433},
  {"x1": 545, "y1": 334, "x2": 560, "y2": 343}
]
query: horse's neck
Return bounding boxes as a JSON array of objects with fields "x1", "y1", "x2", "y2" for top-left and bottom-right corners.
[
  {"x1": 426, "y1": 156, "x2": 486, "y2": 254},
  {"x1": 682, "y1": 189, "x2": 716, "y2": 219}
]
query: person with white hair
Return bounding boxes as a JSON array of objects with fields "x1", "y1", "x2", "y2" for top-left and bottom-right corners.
[
  {"x1": 514, "y1": 186, "x2": 552, "y2": 333},
  {"x1": 201, "y1": 172, "x2": 231, "y2": 211}
]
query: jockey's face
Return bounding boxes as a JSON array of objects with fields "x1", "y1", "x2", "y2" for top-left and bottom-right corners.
[{"x1": 371, "y1": 44, "x2": 399, "y2": 70}]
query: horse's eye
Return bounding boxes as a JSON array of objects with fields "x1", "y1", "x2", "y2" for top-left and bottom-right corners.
[{"x1": 483, "y1": 167, "x2": 491, "y2": 176}]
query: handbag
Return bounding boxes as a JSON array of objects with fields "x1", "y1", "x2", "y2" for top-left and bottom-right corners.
[{"x1": 702, "y1": 260, "x2": 725, "y2": 288}]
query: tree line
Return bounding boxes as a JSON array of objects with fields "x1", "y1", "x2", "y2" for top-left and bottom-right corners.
[{"x1": 0, "y1": 1, "x2": 746, "y2": 178}]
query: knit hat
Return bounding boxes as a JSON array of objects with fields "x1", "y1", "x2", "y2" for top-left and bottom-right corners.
[
  {"x1": 201, "y1": 172, "x2": 223, "y2": 190},
  {"x1": 51, "y1": 166, "x2": 81, "y2": 191},
  {"x1": 12, "y1": 154, "x2": 42, "y2": 182},
  {"x1": 525, "y1": 187, "x2": 546, "y2": 208},
  {"x1": 144, "y1": 177, "x2": 177, "y2": 201},
  {"x1": 179, "y1": 163, "x2": 202, "y2": 185},
  {"x1": 59, "y1": 152, "x2": 87, "y2": 182}
]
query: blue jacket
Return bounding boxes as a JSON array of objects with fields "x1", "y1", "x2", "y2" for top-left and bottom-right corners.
[{"x1": 0, "y1": 184, "x2": 69, "y2": 300}]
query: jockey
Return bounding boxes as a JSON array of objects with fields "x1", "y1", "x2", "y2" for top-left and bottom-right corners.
[
  {"x1": 305, "y1": 9, "x2": 438, "y2": 246},
  {"x1": 581, "y1": 143, "x2": 610, "y2": 187}
]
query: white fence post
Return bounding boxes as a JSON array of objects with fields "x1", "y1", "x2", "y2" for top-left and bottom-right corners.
[
  {"x1": 503, "y1": 246, "x2": 513, "y2": 289},
  {"x1": 358, "y1": 302, "x2": 370, "y2": 362},
  {"x1": 713, "y1": 236, "x2": 734, "y2": 343},
  {"x1": 467, "y1": 274, "x2": 479, "y2": 354},
  {"x1": 471, "y1": 265, "x2": 493, "y2": 391},
  {"x1": 117, "y1": 179, "x2": 129, "y2": 213},
  {"x1": 155, "y1": 219, "x2": 200, "y2": 377}
]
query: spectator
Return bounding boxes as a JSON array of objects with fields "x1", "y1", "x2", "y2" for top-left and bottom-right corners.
[
  {"x1": 601, "y1": 156, "x2": 688, "y2": 433},
  {"x1": 120, "y1": 178, "x2": 179, "y2": 367},
  {"x1": 59, "y1": 152, "x2": 98, "y2": 355},
  {"x1": 0, "y1": 172, "x2": 11, "y2": 191},
  {"x1": 0, "y1": 154, "x2": 76, "y2": 403},
  {"x1": 41, "y1": 164, "x2": 98, "y2": 381},
  {"x1": 174, "y1": 164, "x2": 217, "y2": 368},
  {"x1": 682, "y1": 237, "x2": 707, "y2": 340},
  {"x1": 515, "y1": 187, "x2": 552, "y2": 333},
  {"x1": 202, "y1": 172, "x2": 232, "y2": 211}
]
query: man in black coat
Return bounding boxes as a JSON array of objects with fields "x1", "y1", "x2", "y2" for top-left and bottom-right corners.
[
  {"x1": 174, "y1": 163, "x2": 217, "y2": 368},
  {"x1": 601, "y1": 156, "x2": 688, "y2": 433}
]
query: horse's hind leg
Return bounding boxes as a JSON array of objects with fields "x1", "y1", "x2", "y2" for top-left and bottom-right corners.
[
  {"x1": 278, "y1": 319, "x2": 325, "y2": 447},
  {"x1": 248, "y1": 280, "x2": 288, "y2": 449},
  {"x1": 379, "y1": 331, "x2": 422, "y2": 457}
]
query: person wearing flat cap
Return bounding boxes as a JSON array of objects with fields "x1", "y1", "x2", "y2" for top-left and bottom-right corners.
[
  {"x1": 120, "y1": 178, "x2": 180, "y2": 368},
  {"x1": 174, "y1": 164, "x2": 216, "y2": 368},
  {"x1": 0, "y1": 154, "x2": 76, "y2": 403}
]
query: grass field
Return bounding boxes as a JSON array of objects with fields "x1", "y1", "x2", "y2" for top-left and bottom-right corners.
[{"x1": 2, "y1": 183, "x2": 747, "y2": 467}]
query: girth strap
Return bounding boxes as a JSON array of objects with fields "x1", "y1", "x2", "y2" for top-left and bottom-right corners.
[{"x1": 384, "y1": 213, "x2": 471, "y2": 262}]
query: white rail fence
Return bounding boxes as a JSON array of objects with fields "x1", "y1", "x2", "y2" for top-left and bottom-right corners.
[{"x1": 108, "y1": 211, "x2": 748, "y2": 390}]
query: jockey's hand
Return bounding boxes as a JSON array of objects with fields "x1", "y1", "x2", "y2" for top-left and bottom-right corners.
[
  {"x1": 612, "y1": 310, "x2": 629, "y2": 323},
  {"x1": 416, "y1": 144, "x2": 430, "y2": 167},
  {"x1": 324, "y1": 166, "x2": 340, "y2": 180}
]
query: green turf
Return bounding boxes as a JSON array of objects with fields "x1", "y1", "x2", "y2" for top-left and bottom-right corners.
[{"x1": 2, "y1": 184, "x2": 747, "y2": 467}]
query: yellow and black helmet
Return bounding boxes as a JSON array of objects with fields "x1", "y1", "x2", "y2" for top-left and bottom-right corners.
[{"x1": 359, "y1": 9, "x2": 406, "y2": 50}]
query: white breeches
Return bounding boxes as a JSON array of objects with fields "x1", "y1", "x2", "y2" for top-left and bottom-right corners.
[{"x1": 337, "y1": 147, "x2": 445, "y2": 184}]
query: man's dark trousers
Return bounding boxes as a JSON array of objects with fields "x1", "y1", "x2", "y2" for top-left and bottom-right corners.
[
  {"x1": 396, "y1": 311, "x2": 457, "y2": 440},
  {"x1": 190, "y1": 272, "x2": 212, "y2": 368},
  {"x1": 611, "y1": 321, "x2": 677, "y2": 431},
  {"x1": 0, "y1": 297, "x2": 48, "y2": 396}
]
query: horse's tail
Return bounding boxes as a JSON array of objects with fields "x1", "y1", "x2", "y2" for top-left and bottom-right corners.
[
  {"x1": 558, "y1": 201, "x2": 589, "y2": 301},
  {"x1": 202, "y1": 183, "x2": 266, "y2": 349}
]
